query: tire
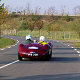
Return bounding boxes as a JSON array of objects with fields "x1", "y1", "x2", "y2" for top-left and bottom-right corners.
[
  {"x1": 49, "y1": 48, "x2": 52, "y2": 59},
  {"x1": 45, "y1": 51, "x2": 50, "y2": 61},
  {"x1": 18, "y1": 54, "x2": 22, "y2": 61},
  {"x1": 45, "y1": 49, "x2": 52, "y2": 61}
]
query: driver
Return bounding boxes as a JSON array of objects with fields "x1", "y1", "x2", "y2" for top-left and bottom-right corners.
[
  {"x1": 24, "y1": 35, "x2": 33, "y2": 44},
  {"x1": 38, "y1": 36, "x2": 47, "y2": 45}
]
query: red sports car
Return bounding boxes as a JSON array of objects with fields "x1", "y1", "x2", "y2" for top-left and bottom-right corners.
[{"x1": 18, "y1": 42, "x2": 53, "y2": 61}]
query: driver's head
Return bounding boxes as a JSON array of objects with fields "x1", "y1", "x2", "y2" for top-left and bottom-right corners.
[
  {"x1": 39, "y1": 36, "x2": 45, "y2": 41},
  {"x1": 26, "y1": 35, "x2": 31, "y2": 40}
]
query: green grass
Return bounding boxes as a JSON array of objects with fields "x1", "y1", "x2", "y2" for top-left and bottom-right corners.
[
  {"x1": 0, "y1": 37, "x2": 15, "y2": 49},
  {"x1": 15, "y1": 30, "x2": 80, "y2": 40},
  {"x1": 74, "y1": 42, "x2": 80, "y2": 48},
  {"x1": 2, "y1": 29, "x2": 80, "y2": 41}
]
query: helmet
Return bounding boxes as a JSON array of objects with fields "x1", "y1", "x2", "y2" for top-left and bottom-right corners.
[
  {"x1": 26, "y1": 35, "x2": 31, "y2": 40},
  {"x1": 39, "y1": 36, "x2": 45, "y2": 41}
]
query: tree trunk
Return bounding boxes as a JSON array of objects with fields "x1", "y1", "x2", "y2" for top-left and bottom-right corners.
[
  {"x1": 79, "y1": 32, "x2": 80, "y2": 38},
  {"x1": 0, "y1": 26, "x2": 1, "y2": 39},
  {"x1": 64, "y1": 32, "x2": 65, "y2": 39},
  {"x1": 39, "y1": 30, "x2": 40, "y2": 37},
  {"x1": 69, "y1": 32, "x2": 70, "y2": 39}
]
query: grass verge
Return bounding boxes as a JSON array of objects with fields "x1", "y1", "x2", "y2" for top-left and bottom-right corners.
[
  {"x1": 74, "y1": 42, "x2": 80, "y2": 48},
  {"x1": 0, "y1": 37, "x2": 15, "y2": 49}
]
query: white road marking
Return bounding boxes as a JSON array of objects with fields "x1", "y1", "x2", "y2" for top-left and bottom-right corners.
[
  {"x1": 0, "y1": 60, "x2": 19, "y2": 69},
  {"x1": 11, "y1": 38, "x2": 13, "y2": 39},
  {"x1": 1, "y1": 49, "x2": 5, "y2": 50},
  {"x1": 17, "y1": 40, "x2": 19, "y2": 43},
  {"x1": 12, "y1": 45, "x2": 16, "y2": 47},
  {"x1": 15, "y1": 44, "x2": 17, "y2": 45},
  {"x1": 8, "y1": 47, "x2": 11, "y2": 48},
  {"x1": 79, "y1": 54, "x2": 80, "y2": 56},
  {"x1": 77, "y1": 51, "x2": 80, "y2": 53},
  {"x1": 68, "y1": 45, "x2": 70, "y2": 46},
  {"x1": 74, "y1": 49, "x2": 77, "y2": 51},
  {"x1": 71, "y1": 47, "x2": 74, "y2": 48},
  {"x1": 78, "y1": 52, "x2": 80, "y2": 53}
]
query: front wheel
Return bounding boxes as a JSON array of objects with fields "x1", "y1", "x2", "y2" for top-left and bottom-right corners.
[{"x1": 18, "y1": 54, "x2": 22, "y2": 61}]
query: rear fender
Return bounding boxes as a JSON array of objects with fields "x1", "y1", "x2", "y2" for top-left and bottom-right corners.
[
  {"x1": 43, "y1": 44, "x2": 49, "y2": 51},
  {"x1": 48, "y1": 42, "x2": 53, "y2": 48},
  {"x1": 18, "y1": 44, "x2": 24, "y2": 53}
]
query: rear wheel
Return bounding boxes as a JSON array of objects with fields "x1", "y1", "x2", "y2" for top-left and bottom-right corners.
[
  {"x1": 45, "y1": 51, "x2": 50, "y2": 61},
  {"x1": 49, "y1": 48, "x2": 52, "y2": 59},
  {"x1": 18, "y1": 54, "x2": 22, "y2": 61},
  {"x1": 45, "y1": 49, "x2": 52, "y2": 61}
]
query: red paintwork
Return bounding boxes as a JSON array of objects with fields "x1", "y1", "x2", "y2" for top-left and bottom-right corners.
[{"x1": 18, "y1": 42, "x2": 52, "y2": 59}]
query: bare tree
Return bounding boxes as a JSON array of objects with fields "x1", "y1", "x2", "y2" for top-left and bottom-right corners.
[
  {"x1": 44, "y1": 10, "x2": 47, "y2": 15},
  {"x1": 25, "y1": 3, "x2": 31, "y2": 15},
  {"x1": 60, "y1": 5, "x2": 66, "y2": 16},
  {"x1": 28, "y1": 22, "x2": 34, "y2": 32},
  {"x1": 27, "y1": 17, "x2": 35, "y2": 33},
  {"x1": 47, "y1": 6, "x2": 56, "y2": 15},
  {"x1": 36, "y1": 20, "x2": 43, "y2": 37},
  {"x1": 34, "y1": 6, "x2": 41, "y2": 15},
  {"x1": 73, "y1": 5, "x2": 80, "y2": 16}
]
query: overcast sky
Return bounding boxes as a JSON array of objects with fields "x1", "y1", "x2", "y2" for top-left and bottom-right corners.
[{"x1": 1, "y1": 0, "x2": 80, "y2": 14}]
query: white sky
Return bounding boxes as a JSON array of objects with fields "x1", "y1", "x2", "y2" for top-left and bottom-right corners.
[{"x1": 1, "y1": 0, "x2": 80, "y2": 14}]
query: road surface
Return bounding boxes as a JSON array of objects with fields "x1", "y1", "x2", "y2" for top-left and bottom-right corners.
[{"x1": 0, "y1": 35, "x2": 80, "y2": 80}]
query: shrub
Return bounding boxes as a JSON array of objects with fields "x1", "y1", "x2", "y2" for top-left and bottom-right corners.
[
  {"x1": 18, "y1": 21, "x2": 28, "y2": 30},
  {"x1": 65, "y1": 15, "x2": 71, "y2": 22}
]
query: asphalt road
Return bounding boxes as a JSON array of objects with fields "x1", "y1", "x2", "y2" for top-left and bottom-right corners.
[{"x1": 0, "y1": 35, "x2": 80, "y2": 80}]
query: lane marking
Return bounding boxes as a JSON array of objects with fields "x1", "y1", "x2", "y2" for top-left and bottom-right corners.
[
  {"x1": 8, "y1": 47, "x2": 11, "y2": 48},
  {"x1": 1, "y1": 49, "x2": 5, "y2": 50},
  {"x1": 71, "y1": 47, "x2": 74, "y2": 48},
  {"x1": 74, "y1": 49, "x2": 77, "y2": 51},
  {"x1": 77, "y1": 51, "x2": 80, "y2": 53},
  {"x1": 68, "y1": 45, "x2": 70, "y2": 46},
  {"x1": 12, "y1": 45, "x2": 16, "y2": 47},
  {"x1": 15, "y1": 44, "x2": 17, "y2": 45},
  {"x1": 17, "y1": 40, "x2": 19, "y2": 43},
  {"x1": 11, "y1": 38, "x2": 13, "y2": 39},
  {"x1": 0, "y1": 60, "x2": 19, "y2": 69},
  {"x1": 57, "y1": 41, "x2": 59, "y2": 42}
]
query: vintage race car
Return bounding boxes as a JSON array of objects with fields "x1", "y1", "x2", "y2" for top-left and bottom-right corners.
[{"x1": 18, "y1": 42, "x2": 53, "y2": 61}]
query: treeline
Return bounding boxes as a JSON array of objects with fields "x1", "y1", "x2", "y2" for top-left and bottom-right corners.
[
  {"x1": 0, "y1": 0, "x2": 8, "y2": 38},
  {"x1": 1, "y1": 11, "x2": 80, "y2": 38},
  {"x1": 0, "y1": 0, "x2": 80, "y2": 38}
]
